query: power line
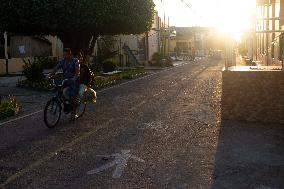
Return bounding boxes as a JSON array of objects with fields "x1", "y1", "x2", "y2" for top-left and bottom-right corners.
[{"x1": 180, "y1": 0, "x2": 206, "y2": 21}]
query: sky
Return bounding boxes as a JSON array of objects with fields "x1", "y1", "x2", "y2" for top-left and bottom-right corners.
[{"x1": 154, "y1": 0, "x2": 256, "y2": 36}]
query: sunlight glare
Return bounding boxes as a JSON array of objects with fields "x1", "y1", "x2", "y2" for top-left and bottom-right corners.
[
  {"x1": 154, "y1": 0, "x2": 256, "y2": 41},
  {"x1": 215, "y1": 0, "x2": 255, "y2": 40}
]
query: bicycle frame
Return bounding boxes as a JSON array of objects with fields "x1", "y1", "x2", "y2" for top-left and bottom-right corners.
[{"x1": 50, "y1": 78, "x2": 71, "y2": 112}]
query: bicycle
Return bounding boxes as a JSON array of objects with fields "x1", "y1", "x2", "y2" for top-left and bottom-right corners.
[{"x1": 44, "y1": 74, "x2": 87, "y2": 128}]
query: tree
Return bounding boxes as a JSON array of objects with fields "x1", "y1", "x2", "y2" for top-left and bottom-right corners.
[{"x1": 0, "y1": 0, "x2": 155, "y2": 54}]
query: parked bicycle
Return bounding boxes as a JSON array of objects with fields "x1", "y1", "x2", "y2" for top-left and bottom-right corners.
[{"x1": 44, "y1": 74, "x2": 87, "y2": 128}]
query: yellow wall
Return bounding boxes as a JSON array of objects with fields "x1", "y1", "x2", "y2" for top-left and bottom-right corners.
[
  {"x1": 0, "y1": 58, "x2": 31, "y2": 74},
  {"x1": 0, "y1": 59, "x2": 6, "y2": 75},
  {"x1": 280, "y1": 0, "x2": 284, "y2": 26},
  {"x1": 169, "y1": 39, "x2": 194, "y2": 52},
  {"x1": 169, "y1": 40, "x2": 176, "y2": 52}
]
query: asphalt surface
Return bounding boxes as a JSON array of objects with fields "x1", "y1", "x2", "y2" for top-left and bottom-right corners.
[{"x1": 0, "y1": 58, "x2": 283, "y2": 189}]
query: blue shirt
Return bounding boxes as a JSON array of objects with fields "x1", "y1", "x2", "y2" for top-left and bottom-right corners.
[{"x1": 56, "y1": 58, "x2": 80, "y2": 79}]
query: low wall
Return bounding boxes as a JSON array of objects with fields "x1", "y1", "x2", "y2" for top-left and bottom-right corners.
[
  {"x1": 0, "y1": 59, "x2": 6, "y2": 74},
  {"x1": 222, "y1": 70, "x2": 284, "y2": 124},
  {"x1": 0, "y1": 58, "x2": 31, "y2": 75}
]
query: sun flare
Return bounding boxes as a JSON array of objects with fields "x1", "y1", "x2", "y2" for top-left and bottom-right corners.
[
  {"x1": 215, "y1": 0, "x2": 255, "y2": 40},
  {"x1": 154, "y1": 0, "x2": 256, "y2": 41}
]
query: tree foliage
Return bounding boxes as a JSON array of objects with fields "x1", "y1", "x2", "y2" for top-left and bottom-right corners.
[{"x1": 0, "y1": 0, "x2": 155, "y2": 54}]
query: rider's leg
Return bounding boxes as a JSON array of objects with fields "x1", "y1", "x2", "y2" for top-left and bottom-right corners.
[
  {"x1": 79, "y1": 84, "x2": 87, "y2": 99},
  {"x1": 63, "y1": 87, "x2": 71, "y2": 102},
  {"x1": 70, "y1": 96, "x2": 77, "y2": 121},
  {"x1": 70, "y1": 84, "x2": 79, "y2": 121}
]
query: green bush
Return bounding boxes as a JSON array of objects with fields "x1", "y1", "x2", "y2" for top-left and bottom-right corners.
[
  {"x1": 151, "y1": 52, "x2": 163, "y2": 64},
  {"x1": 17, "y1": 79, "x2": 53, "y2": 91},
  {"x1": 38, "y1": 56, "x2": 57, "y2": 69},
  {"x1": 0, "y1": 96, "x2": 20, "y2": 120},
  {"x1": 90, "y1": 56, "x2": 104, "y2": 73},
  {"x1": 151, "y1": 53, "x2": 173, "y2": 67},
  {"x1": 22, "y1": 57, "x2": 45, "y2": 82},
  {"x1": 102, "y1": 59, "x2": 117, "y2": 73}
]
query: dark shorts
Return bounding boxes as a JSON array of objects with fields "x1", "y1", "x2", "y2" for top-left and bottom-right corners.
[{"x1": 61, "y1": 79, "x2": 79, "y2": 99}]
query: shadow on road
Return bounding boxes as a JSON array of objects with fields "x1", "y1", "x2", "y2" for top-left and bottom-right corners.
[{"x1": 211, "y1": 120, "x2": 284, "y2": 189}]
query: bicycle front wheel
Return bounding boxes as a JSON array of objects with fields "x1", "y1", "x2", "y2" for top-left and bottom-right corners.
[{"x1": 44, "y1": 98, "x2": 62, "y2": 128}]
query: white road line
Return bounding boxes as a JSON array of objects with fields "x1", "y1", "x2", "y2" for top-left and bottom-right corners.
[
  {"x1": 0, "y1": 110, "x2": 43, "y2": 126},
  {"x1": 153, "y1": 90, "x2": 165, "y2": 97},
  {"x1": 0, "y1": 63, "x2": 190, "y2": 126},
  {"x1": 129, "y1": 100, "x2": 147, "y2": 111}
]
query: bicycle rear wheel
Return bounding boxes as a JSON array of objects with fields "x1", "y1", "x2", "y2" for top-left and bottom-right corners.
[{"x1": 44, "y1": 98, "x2": 62, "y2": 128}]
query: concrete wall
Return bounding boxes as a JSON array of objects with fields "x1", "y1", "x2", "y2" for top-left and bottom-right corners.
[
  {"x1": 0, "y1": 59, "x2": 5, "y2": 74},
  {"x1": 222, "y1": 70, "x2": 284, "y2": 124},
  {"x1": 45, "y1": 35, "x2": 63, "y2": 58},
  {"x1": 10, "y1": 36, "x2": 51, "y2": 58},
  {"x1": 0, "y1": 58, "x2": 31, "y2": 74},
  {"x1": 148, "y1": 30, "x2": 159, "y2": 61}
]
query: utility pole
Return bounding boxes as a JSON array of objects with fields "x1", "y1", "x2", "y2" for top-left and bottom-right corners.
[
  {"x1": 158, "y1": 17, "x2": 161, "y2": 54},
  {"x1": 119, "y1": 36, "x2": 122, "y2": 66},
  {"x1": 266, "y1": 0, "x2": 269, "y2": 66},
  {"x1": 163, "y1": 12, "x2": 166, "y2": 57},
  {"x1": 4, "y1": 32, "x2": 8, "y2": 75},
  {"x1": 168, "y1": 16, "x2": 170, "y2": 56},
  {"x1": 145, "y1": 32, "x2": 149, "y2": 61}
]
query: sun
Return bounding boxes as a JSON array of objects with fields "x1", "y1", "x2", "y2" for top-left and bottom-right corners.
[
  {"x1": 214, "y1": 0, "x2": 255, "y2": 41},
  {"x1": 153, "y1": 0, "x2": 255, "y2": 41}
]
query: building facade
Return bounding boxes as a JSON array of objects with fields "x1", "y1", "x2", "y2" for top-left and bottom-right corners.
[
  {"x1": 0, "y1": 34, "x2": 63, "y2": 74},
  {"x1": 169, "y1": 27, "x2": 212, "y2": 58},
  {"x1": 255, "y1": 0, "x2": 284, "y2": 65}
]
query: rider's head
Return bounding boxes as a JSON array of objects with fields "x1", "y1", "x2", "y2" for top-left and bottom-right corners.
[{"x1": 63, "y1": 48, "x2": 72, "y2": 60}]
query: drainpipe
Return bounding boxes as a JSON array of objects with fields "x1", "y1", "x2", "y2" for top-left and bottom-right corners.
[{"x1": 4, "y1": 32, "x2": 8, "y2": 75}]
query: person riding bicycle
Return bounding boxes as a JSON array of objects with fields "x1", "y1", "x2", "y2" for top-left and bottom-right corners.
[
  {"x1": 77, "y1": 53, "x2": 96, "y2": 103},
  {"x1": 51, "y1": 48, "x2": 80, "y2": 120}
]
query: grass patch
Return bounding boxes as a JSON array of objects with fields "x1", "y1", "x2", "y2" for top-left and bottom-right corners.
[{"x1": 92, "y1": 69, "x2": 146, "y2": 90}]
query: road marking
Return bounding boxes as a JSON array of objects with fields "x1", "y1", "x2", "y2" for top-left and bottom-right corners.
[
  {"x1": 138, "y1": 121, "x2": 166, "y2": 130},
  {"x1": 0, "y1": 119, "x2": 114, "y2": 188},
  {"x1": 87, "y1": 150, "x2": 144, "y2": 179},
  {"x1": 0, "y1": 110, "x2": 43, "y2": 126},
  {"x1": 130, "y1": 100, "x2": 147, "y2": 111},
  {"x1": 153, "y1": 90, "x2": 165, "y2": 97},
  {"x1": 257, "y1": 187, "x2": 275, "y2": 189}
]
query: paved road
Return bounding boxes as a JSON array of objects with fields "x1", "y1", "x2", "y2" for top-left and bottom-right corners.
[{"x1": 1, "y1": 59, "x2": 283, "y2": 189}]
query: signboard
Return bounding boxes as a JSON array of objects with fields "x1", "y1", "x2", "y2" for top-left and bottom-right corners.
[{"x1": 18, "y1": 45, "x2": 26, "y2": 55}]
